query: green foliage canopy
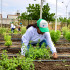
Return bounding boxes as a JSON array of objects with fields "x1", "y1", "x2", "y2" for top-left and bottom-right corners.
[{"x1": 19, "y1": 3, "x2": 55, "y2": 22}]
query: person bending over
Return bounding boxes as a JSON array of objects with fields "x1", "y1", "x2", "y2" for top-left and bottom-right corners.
[{"x1": 21, "y1": 19, "x2": 58, "y2": 58}]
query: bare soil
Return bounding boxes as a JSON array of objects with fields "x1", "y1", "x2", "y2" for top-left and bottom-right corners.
[
  {"x1": 55, "y1": 44, "x2": 70, "y2": 47},
  {"x1": 14, "y1": 61, "x2": 70, "y2": 70},
  {"x1": 34, "y1": 61, "x2": 70, "y2": 70}
]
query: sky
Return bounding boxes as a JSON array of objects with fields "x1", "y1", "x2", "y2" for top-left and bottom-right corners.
[{"x1": 0, "y1": 0, "x2": 70, "y2": 18}]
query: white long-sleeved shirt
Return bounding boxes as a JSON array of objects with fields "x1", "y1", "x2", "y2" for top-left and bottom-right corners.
[
  {"x1": 21, "y1": 26, "x2": 57, "y2": 55},
  {"x1": 10, "y1": 24, "x2": 15, "y2": 29}
]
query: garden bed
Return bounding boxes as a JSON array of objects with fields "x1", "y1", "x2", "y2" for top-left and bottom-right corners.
[
  {"x1": 0, "y1": 46, "x2": 70, "y2": 53},
  {"x1": 0, "y1": 40, "x2": 70, "y2": 70},
  {"x1": 0, "y1": 52, "x2": 70, "y2": 70},
  {"x1": 34, "y1": 61, "x2": 70, "y2": 70},
  {"x1": 0, "y1": 47, "x2": 70, "y2": 53}
]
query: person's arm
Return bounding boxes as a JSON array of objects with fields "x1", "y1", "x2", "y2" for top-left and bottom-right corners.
[
  {"x1": 45, "y1": 32, "x2": 58, "y2": 58},
  {"x1": 21, "y1": 27, "x2": 32, "y2": 56}
]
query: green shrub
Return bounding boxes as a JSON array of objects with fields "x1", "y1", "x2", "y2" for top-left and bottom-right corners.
[
  {"x1": 4, "y1": 34, "x2": 12, "y2": 47},
  {"x1": 4, "y1": 35, "x2": 11, "y2": 41},
  {"x1": 62, "y1": 27, "x2": 69, "y2": 38},
  {"x1": 14, "y1": 29, "x2": 18, "y2": 34},
  {"x1": 68, "y1": 25, "x2": 70, "y2": 30},
  {"x1": 5, "y1": 41, "x2": 12, "y2": 47},
  {"x1": 0, "y1": 28, "x2": 8, "y2": 34},
  {"x1": 50, "y1": 30, "x2": 61, "y2": 43},
  {"x1": 7, "y1": 29, "x2": 13, "y2": 33},
  {"x1": 21, "y1": 26, "x2": 26, "y2": 34},
  {"x1": 65, "y1": 32, "x2": 70, "y2": 42},
  {"x1": 7, "y1": 28, "x2": 21, "y2": 34}
]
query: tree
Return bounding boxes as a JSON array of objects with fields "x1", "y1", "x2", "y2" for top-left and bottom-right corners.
[
  {"x1": 58, "y1": 17, "x2": 64, "y2": 28},
  {"x1": 67, "y1": 18, "x2": 70, "y2": 27},
  {"x1": 18, "y1": 12, "x2": 28, "y2": 20},
  {"x1": 58, "y1": 17, "x2": 67, "y2": 28},
  {"x1": 18, "y1": 12, "x2": 28, "y2": 24},
  {"x1": 27, "y1": 4, "x2": 40, "y2": 20},
  {"x1": 42, "y1": 3, "x2": 55, "y2": 22},
  {"x1": 19, "y1": 3, "x2": 55, "y2": 22}
]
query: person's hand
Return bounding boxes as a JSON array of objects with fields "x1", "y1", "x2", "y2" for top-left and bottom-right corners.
[{"x1": 52, "y1": 52, "x2": 58, "y2": 59}]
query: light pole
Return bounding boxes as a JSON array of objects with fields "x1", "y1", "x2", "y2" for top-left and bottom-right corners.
[
  {"x1": 62, "y1": 1, "x2": 70, "y2": 26},
  {"x1": 40, "y1": 0, "x2": 43, "y2": 19},
  {"x1": 28, "y1": 12, "x2": 29, "y2": 25},
  {"x1": 1, "y1": 0, "x2": 2, "y2": 27},
  {"x1": 55, "y1": 0, "x2": 57, "y2": 32},
  {"x1": 34, "y1": 0, "x2": 45, "y2": 19},
  {"x1": 66, "y1": 5, "x2": 68, "y2": 19},
  {"x1": 62, "y1": 1, "x2": 70, "y2": 19}
]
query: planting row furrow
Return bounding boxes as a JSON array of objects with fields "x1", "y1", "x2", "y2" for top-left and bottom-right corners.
[
  {"x1": 0, "y1": 42, "x2": 21, "y2": 45},
  {"x1": 0, "y1": 47, "x2": 70, "y2": 53},
  {"x1": 0, "y1": 53, "x2": 70, "y2": 60},
  {"x1": 0, "y1": 38, "x2": 70, "y2": 43}
]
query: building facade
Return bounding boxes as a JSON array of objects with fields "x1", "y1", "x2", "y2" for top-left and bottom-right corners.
[{"x1": 0, "y1": 12, "x2": 20, "y2": 24}]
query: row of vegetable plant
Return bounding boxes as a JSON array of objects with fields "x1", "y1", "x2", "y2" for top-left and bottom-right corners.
[
  {"x1": 62, "y1": 27, "x2": 70, "y2": 42},
  {"x1": 0, "y1": 42, "x2": 51, "y2": 70},
  {"x1": 0, "y1": 50, "x2": 34, "y2": 70},
  {"x1": 0, "y1": 26, "x2": 26, "y2": 35},
  {"x1": 0, "y1": 26, "x2": 70, "y2": 44},
  {"x1": 4, "y1": 33, "x2": 12, "y2": 47}
]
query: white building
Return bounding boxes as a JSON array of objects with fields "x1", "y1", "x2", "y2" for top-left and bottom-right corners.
[
  {"x1": 7, "y1": 15, "x2": 18, "y2": 19},
  {"x1": 7, "y1": 15, "x2": 18, "y2": 24},
  {"x1": 0, "y1": 12, "x2": 20, "y2": 24}
]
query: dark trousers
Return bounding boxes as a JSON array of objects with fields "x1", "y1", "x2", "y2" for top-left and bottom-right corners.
[{"x1": 27, "y1": 39, "x2": 47, "y2": 50}]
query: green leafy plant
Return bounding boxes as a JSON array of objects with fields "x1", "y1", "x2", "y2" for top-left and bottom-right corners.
[
  {"x1": 0, "y1": 50, "x2": 34, "y2": 70},
  {"x1": 4, "y1": 34, "x2": 11, "y2": 41},
  {"x1": 62, "y1": 27, "x2": 69, "y2": 38},
  {"x1": 7, "y1": 29, "x2": 13, "y2": 33},
  {"x1": 21, "y1": 26, "x2": 26, "y2": 35},
  {"x1": 14, "y1": 29, "x2": 19, "y2": 34},
  {"x1": 7, "y1": 28, "x2": 21, "y2": 34},
  {"x1": 5, "y1": 41, "x2": 12, "y2": 47},
  {"x1": 4, "y1": 34, "x2": 12, "y2": 47},
  {"x1": 50, "y1": 30, "x2": 61, "y2": 43},
  {"x1": 0, "y1": 27, "x2": 8, "y2": 34},
  {"x1": 68, "y1": 25, "x2": 70, "y2": 30},
  {"x1": 25, "y1": 43, "x2": 51, "y2": 59},
  {"x1": 65, "y1": 32, "x2": 70, "y2": 42}
]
